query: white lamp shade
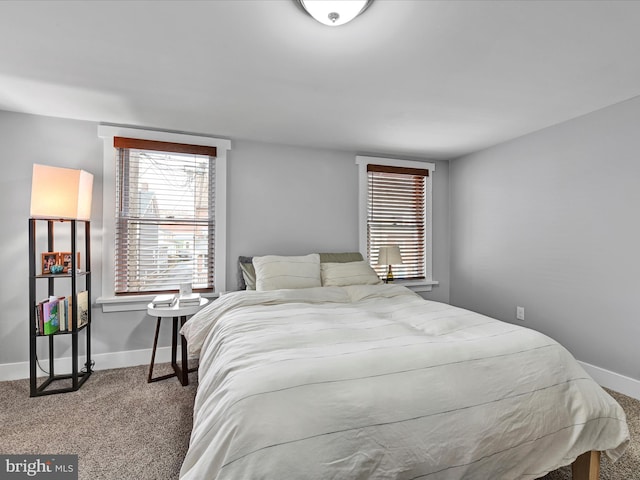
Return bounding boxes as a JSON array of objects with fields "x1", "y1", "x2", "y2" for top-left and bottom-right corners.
[
  {"x1": 300, "y1": 0, "x2": 370, "y2": 26},
  {"x1": 30, "y1": 164, "x2": 94, "y2": 220},
  {"x1": 377, "y1": 245, "x2": 403, "y2": 266}
]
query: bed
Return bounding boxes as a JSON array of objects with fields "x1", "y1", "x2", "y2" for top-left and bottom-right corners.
[{"x1": 179, "y1": 254, "x2": 629, "y2": 480}]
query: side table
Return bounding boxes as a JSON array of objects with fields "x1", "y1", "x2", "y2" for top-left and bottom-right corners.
[{"x1": 146, "y1": 297, "x2": 209, "y2": 386}]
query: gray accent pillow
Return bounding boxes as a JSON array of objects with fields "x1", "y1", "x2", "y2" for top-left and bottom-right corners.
[
  {"x1": 238, "y1": 256, "x2": 254, "y2": 291},
  {"x1": 240, "y1": 261, "x2": 256, "y2": 290},
  {"x1": 319, "y1": 252, "x2": 364, "y2": 263}
]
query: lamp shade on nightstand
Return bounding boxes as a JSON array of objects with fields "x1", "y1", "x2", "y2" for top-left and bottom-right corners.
[
  {"x1": 377, "y1": 245, "x2": 403, "y2": 266},
  {"x1": 30, "y1": 164, "x2": 94, "y2": 220}
]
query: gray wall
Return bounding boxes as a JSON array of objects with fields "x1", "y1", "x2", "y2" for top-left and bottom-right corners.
[
  {"x1": 227, "y1": 140, "x2": 450, "y2": 303},
  {"x1": 449, "y1": 95, "x2": 640, "y2": 381},
  {"x1": 227, "y1": 141, "x2": 361, "y2": 273},
  {"x1": 0, "y1": 110, "x2": 449, "y2": 369}
]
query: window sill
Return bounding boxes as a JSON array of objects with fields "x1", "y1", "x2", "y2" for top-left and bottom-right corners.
[
  {"x1": 97, "y1": 292, "x2": 220, "y2": 313},
  {"x1": 394, "y1": 279, "x2": 439, "y2": 293}
]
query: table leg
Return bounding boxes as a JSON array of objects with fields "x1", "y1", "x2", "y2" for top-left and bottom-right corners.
[
  {"x1": 170, "y1": 316, "x2": 190, "y2": 386},
  {"x1": 180, "y1": 316, "x2": 189, "y2": 386},
  {"x1": 171, "y1": 316, "x2": 178, "y2": 366},
  {"x1": 147, "y1": 317, "x2": 162, "y2": 383},
  {"x1": 148, "y1": 317, "x2": 178, "y2": 383}
]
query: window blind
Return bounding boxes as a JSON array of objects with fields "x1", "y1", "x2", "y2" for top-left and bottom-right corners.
[
  {"x1": 114, "y1": 137, "x2": 215, "y2": 294},
  {"x1": 367, "y1": 164, "x2": 428, "y2": 280}
]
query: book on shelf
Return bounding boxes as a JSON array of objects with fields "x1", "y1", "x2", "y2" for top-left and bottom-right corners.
[
  {"x1": 43, "y1": 297, "x2": 60, "y2": 335},
  {"x1": 76, "y1": 290, "x2": 89, "y2": 328},
  {"x1": 62, "y1": 297, "x2": 69, "y2": 331},
  {"x1": 67, "y1": 290, "x2": 89, "y2": 329},
  {"x1": 57, "y1": 296, "x2": 68, "y2": 332},
  {"x1": 35, "y1": 299, "x2": 47, "y2": 334},
  {"x1": 178, "y1": 293, "x2": 201, "y2": 306},
  {"x1": 152, "y1": 294, "x2": 177, "y2": 308}
]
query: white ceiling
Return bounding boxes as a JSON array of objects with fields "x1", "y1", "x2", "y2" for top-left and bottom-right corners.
[{"x1": 1, "y1": 0, "x2": 639, "y2": 160}]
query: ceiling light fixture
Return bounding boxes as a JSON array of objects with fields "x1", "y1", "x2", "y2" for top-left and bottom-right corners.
[{"x1": 296, "y1": 0, "x2": 373, "y2": 27}]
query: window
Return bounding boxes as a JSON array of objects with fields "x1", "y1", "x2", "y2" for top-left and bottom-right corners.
[
  {"x1": 356, "y1": 156, "x2": 437, "y2": 291},
  {"x1": 114, "y1": 137, "x2": 215, "y2": 294},
  {"x1": 98, "y1": 126, "x2": 230, "y2": 311}
]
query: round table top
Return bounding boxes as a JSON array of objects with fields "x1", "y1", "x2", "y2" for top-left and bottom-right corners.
[{"x1": 147, "y1": 297, "x2": 209, "y2": 317}]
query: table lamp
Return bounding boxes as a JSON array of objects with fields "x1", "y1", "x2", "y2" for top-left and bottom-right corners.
[
  {"x1": 377, "y1": 245, "x2": 404, "y2": 283},
  {"x1": 30, "y1": 164, "x2": 93, "y2": 220}
]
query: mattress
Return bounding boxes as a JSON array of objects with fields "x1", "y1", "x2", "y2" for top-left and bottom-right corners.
[{"x1": 179, "y1": 284, "x2": 629, "y2": 480}]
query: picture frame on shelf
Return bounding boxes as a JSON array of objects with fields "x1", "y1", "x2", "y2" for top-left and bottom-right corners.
[
  {"x1": 41, "y1": 252, "x2": 58, "y2": 274},
  {"x1": 59, "y1": 251, "x2": 81, "y2": 273}
]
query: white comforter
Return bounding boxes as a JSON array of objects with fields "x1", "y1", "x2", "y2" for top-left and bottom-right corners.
[{"x1": 180, "y1": 285, "x2": 629, "y2": 480}]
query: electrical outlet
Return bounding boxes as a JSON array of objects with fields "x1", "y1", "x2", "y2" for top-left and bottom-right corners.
[{"x1": 516, "y1": 306, "x2": 525, "y2": 321}]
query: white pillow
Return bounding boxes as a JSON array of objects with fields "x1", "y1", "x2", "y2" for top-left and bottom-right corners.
[
  {"x1": 253, "y1": 254, "x2": 322, "y2": 291},
  {"x1": 321, "y1": 261, "x2": 382, "y2": 287}
]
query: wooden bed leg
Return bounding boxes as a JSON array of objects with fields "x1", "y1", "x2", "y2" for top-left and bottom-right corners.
[{"x1": 572, "y1": 451, "x2": 601, "y2": 480}]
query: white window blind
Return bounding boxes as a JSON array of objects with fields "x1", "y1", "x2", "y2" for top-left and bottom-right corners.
[
  {"x1": 114, "y1": 137, "x2": 216, "y2": 295},
  {"x1": 367, "y1": 164, "x2": 428, "y2": 281}
]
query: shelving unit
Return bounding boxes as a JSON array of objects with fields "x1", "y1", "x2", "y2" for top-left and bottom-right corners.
[{"x1": 28, "y1": 218, "x2": 92, "y2": 396}]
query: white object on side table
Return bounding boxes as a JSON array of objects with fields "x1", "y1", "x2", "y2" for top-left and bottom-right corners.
[{"x1": 146, "y1": 297, "x2": 209, "y2": 386}]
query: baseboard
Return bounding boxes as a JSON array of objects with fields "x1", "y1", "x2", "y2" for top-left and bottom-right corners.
[
  {"x1": 0, "y1": 346, "x2": 177, "y2": 382},
  {"x1": 578, "y1": 360, "x2": 640, "y2": 400}
]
